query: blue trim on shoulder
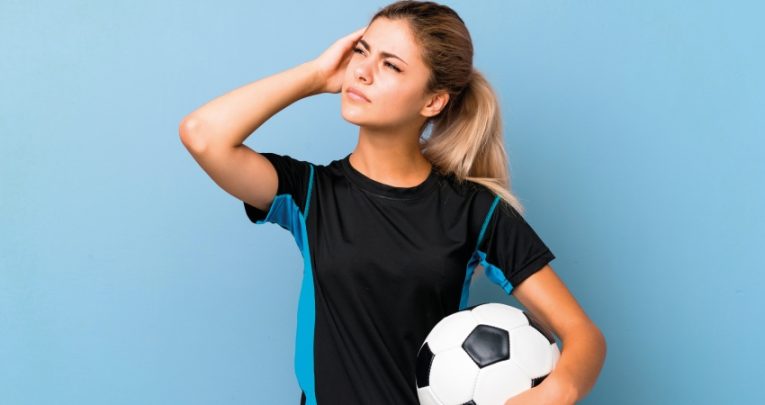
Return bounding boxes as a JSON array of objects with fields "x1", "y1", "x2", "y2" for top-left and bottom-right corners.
[
  {"x1": 475, "y1": 195, "x2": 501, "y2": 251},
  {"x1": 304, "y1": 164, "x2": 315, "y2": 218},
  {"x1": 476, "y1": 249, "x2": 513, "y2": 295},
  {"x1": 459, "y1": 252, "x2": 480, "y2": 309},
  {"x1": 460, "y1": 194, "x2": 504, "y2": 308}
]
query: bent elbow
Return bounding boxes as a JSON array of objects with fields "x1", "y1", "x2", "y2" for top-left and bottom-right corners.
[{"x1": 179, "y1": 116, "x2": 210, "y2": 155}]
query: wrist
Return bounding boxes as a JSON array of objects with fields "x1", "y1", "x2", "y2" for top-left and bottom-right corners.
[{"x1": 300, "y1": 60, "x2": 324, "y2": 97}]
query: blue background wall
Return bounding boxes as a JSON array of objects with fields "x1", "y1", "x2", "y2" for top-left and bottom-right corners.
[{"x1": 2, "y1": 1, "x2": 762, "y2": 403}]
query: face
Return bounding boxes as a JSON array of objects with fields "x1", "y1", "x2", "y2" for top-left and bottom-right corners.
[{"x1": 341, "y1": 18, "x2": 449, "y2": 129}]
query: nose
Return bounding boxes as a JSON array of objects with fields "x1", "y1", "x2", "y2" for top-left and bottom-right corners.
[{"x1": 354, "y1": 60, "x2": 372, "y2": 83}]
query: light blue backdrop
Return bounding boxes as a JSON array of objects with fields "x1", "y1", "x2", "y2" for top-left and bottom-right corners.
[{"x1": 1, "y1": 1, "x2": 762, "y2": 404}]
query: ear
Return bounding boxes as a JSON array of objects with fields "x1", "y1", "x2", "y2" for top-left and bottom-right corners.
[{"x1": 420, "y1": 89, "x2": 450, "y2": 118}]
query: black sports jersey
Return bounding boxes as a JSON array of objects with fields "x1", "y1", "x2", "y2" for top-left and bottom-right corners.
[{"x1": 243, "y1": 152, "x2": 555, "y2": 405}]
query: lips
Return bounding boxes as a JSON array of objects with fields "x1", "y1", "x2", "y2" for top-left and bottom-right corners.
[{"x1": 346, "y1": 86, "x2": 371, "y2": 102}]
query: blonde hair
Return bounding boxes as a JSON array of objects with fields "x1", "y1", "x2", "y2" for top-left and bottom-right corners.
[{"x1": 370, "y1": 1, "x2": 527, "y2": 214}]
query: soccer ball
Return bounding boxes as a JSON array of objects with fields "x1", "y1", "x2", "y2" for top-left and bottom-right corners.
[{"x1": 415, "y1": 302, "x2": 560, "y2": 405}]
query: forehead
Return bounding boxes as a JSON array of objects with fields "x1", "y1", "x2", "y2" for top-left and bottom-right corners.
[{"x1": 362, "y1": 18, "x2": 422, "y2": 64}]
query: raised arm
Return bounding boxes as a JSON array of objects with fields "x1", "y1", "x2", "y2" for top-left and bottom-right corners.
[
  {"x1": 177, "y1": 26, "x2": 366, "y2": 212},
  {"x1": 178, "y1": 61, "x2": 322, "y2": 212}
]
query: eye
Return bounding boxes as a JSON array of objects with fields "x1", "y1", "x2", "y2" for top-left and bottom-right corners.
[
  {"x1": 353, "y1": 47, "x2": 402, "y2": 73},
  {"x1": 384, "y1": 61, "x2": 401, "y2": 72}
]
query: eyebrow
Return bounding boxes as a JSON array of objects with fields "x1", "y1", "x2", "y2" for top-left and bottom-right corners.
[{"x1": 357, "y1": 38, "x2": 408, "y2": 65}]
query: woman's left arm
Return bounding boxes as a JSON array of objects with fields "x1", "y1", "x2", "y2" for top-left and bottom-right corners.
[{"x1": 503, "y1": 264, "x2": 607, "y2": 405}]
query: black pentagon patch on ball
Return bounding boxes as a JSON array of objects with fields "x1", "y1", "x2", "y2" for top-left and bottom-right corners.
[
  {"x1": 415, "y1": 342, "x2": 435, "y2": 388},
  {"x1": 462, "y1": 324, "x2": 509, "y2": 368},
  {"x1": 523, "y1": 311, "x2": 556, "y2": 344},
  {"x1": 531, "y1": 373, "x2": 549, "y2": 387},
  {"x1": 461, "y1": 401, "x2": 477, "y2": 405}
]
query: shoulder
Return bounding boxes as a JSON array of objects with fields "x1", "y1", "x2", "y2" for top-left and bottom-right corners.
[
  {"x1": 432, "y1": 171, "x2": 502, "y2": 237},
  {"x1": 437, "y1": 170, "x2": 498, "y2": 208}
]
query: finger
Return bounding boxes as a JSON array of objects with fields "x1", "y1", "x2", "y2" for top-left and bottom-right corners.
[
  {"x1": 348, "y1": 26, "x2": 366, "y2": 39},
  {"x1": 341, "y1": 27, "x2": 365, "y2": 50}
]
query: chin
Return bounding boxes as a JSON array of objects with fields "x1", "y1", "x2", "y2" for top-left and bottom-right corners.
[
  {"x1": 341, "y1": 115, "x2": 369, "y2": 128},
  {"x1": 340, "y1": 103, "x2": 401, "y2": 129},
  {"x1": 340, "y1": 104, "x2": 369, "y2": 125}
]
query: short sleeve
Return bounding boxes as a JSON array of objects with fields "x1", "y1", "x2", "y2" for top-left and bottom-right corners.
[
  {"x1": 475, "y1": 196, "x2": 556, "y2": 295},
  {"x1": 243, "y1": 152, "x2": 314, "y2": 233}
]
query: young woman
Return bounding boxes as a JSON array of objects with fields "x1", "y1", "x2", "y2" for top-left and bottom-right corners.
[{"x1": 179, "y1": 1, "x2": 605, "y2": 404}]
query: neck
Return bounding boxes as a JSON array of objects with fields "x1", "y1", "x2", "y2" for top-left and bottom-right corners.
[{"x1": 349, "y1": 126, "x2": 433, "y2": 188}]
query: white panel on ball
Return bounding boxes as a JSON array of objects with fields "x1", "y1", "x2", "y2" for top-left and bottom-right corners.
[
  {"x1": 425, "y1": 310, "x2": 479, "y2": 353},
  {"x1": 416, "y1": 386, "x2": 444, "y2": 405},
  {"x1": 509, "y1": 327, "x2": 554, "y2": 378},
  {"x1": 473, "y1": 360, "x2": 531, "y2": 405},
  {"x1": 429, "y1": 347, "x2": 480, "y2": 404},
  {"x1": 550, "y1": 342, "x2": 561, "y2": 366},
  {"x1": 470, "y1": 302, "x2": 529, "y2": 332}
]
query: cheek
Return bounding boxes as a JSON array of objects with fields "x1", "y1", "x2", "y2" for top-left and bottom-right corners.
[
  {"x1": 342, "y1": 67, "x2": 355, "y2": 86},
  {"x1": 377, "y1": 81, "x2": 421, "y2": 111},
  {"x1": 381, "y1": 89, "x2": 423, "y2": 120}
]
